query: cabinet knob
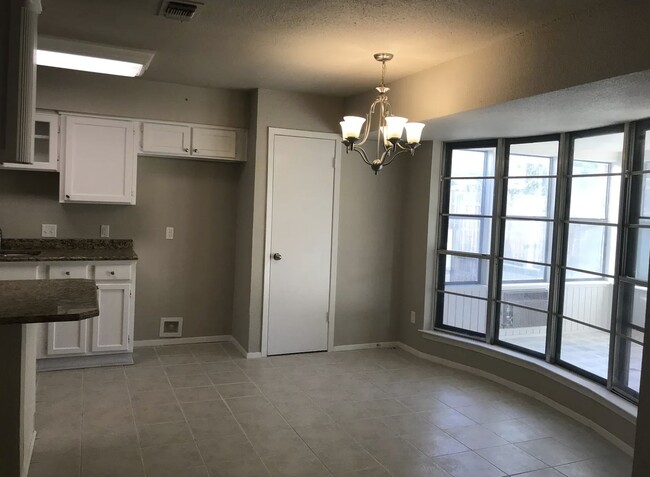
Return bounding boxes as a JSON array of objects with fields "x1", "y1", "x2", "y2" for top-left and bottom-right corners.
[
  {"x1": 65, "y1": 271, "x2": 70, "y2": 276},
  {"x1": 184, "y1": 148, "x2": 189, "y2": 152},
  {"x1": 272, "y1": 253, "x2": 282, "y2": 261},
  {"x1": 110, "y1": 271, "x2": 115, "y2": 275},
  {"x1": 65, "y1": 194, "x2": 70, "y2": 199},
  {"x1": 193, "y1": 148, "x2": 198, "y2": 153}
]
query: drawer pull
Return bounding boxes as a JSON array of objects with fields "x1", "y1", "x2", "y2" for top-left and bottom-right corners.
[{"x1": 65, "y1": 271, "x2": 70, "y2": 276}]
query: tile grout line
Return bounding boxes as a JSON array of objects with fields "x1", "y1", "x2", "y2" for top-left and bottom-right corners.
[{"x1": 247, "y1": 360, "x2": 395, "y2": 477}]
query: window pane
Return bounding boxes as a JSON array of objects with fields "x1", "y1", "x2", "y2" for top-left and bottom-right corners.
[
  {"x1": 441, "y1": 293, "x2": 487, "y2": 334},
  {"x1": 446, "y1": 217, "x2": 491, "y2": 255},
  {"x1": 632, "y1": 128, "x2": 650, "y2": 171},
  {"x1": 503, "y1": 220, "x2": 550, "y2": 264},
  {"x1": 560, "y1": 322, "x2": 610, "y2": 380},
  {"x1": 443, "y1": 255, "x2": 488, "y2": 286},
  {"x1": 501, "y1": 262, "x2": 550, "y2": 307},
  {"x1": 499, "y1": 304, "x2": 547, "y2": 354},
  {"x1": 448, "y1": 178, "x2": 494, "y2": 215},
  {"x1": 627, "y1": 227, "x2": 650, "y2": 281},
  {"x1": 502, "y1": 259, "x2": 547, "y2": 282},
  {"x1": 569, "y1": 175, "x2": 620, "y2": 221},
  {"x1": 449, "y1": 148, "x2": 495, "y2": 177},
  {"x1": 614, "y1": 339, "x2": 643, "y2": 395},
  {"x1": 505, "y1": 178, "x2": 554, "y2": 217},
  {"x1": 562, "y1": 272, "x2": 613, "y2": 329},
  {"x1": 572, "y1": 132, "x2": 624, "y2": 173},
  {"x1": 508, "y1": 140, "x2": 558, "y2": 176},
  {"x1": 566, "y1": 223, "x2": 615, "y2": 275}
]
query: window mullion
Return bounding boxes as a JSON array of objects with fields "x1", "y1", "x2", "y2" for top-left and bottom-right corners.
[
  {"x1": 546, "y1": 132, "x2": 571, "y2": 363},
  {"x1": 486, "y1": 139, "x2": 507, "y2": 345},
  {"x1": 608, "y1": 122, "x2": 635, "y2": 390}
]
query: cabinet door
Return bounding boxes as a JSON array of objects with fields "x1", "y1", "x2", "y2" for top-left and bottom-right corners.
[
  {"x1": 47, "y1": 319, "x2": 89, "y2": 355},
  {"x1": 62, "y1": 115, "x2": 136, "y2": 204},
  {"x1": 91, "y1": 283, "x2": 131, "y2": 353},
  {"x1": 142, "y1": 122, "x2": 191, "y2": 156},
  {"x1": 191, "y1": 127, "x2": 237, "y2": 159},
  {"x1": 0, "y1": 111, "x2": 59, "y2": 172}
]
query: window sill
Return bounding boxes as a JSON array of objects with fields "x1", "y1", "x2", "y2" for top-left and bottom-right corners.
[{"x1": 420, "y1": 329, "x2": 637, "y2": 423}]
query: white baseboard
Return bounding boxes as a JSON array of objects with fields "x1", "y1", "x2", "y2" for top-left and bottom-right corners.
[
  {"x1": 332, "y1": 342, "x2": 398, "y2": 352},
  {"x1": 37, "y1": 353, "x2": 133, "y2": 371},
  {"x1": 396, "y1": 341, "x2": 634, "y2": 456},
  {"x1": 22, "y1": 430, "x2": 36, "y2": 477},
  {"x1": 134, "y1": 335, "x2": 230, "y2": 348},
  {"x1": 229, "y1": 336, "x2": 262, "y2": 359}
]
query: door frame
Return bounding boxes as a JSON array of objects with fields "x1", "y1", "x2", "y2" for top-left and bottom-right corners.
[{"x1": 261, "y1": 128, "x2": 342, "y2": 357}]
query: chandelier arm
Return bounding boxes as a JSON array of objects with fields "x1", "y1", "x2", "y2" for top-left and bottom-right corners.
[
  {"x1": 351, "y1": 145, "x2": 371, "y2": 165},
  {"x1": 355, "y1": 96, "x2": 384, "y2": 147},
  {"x1": 382, "y1": 147, "x2": 413, "y2": 167}
]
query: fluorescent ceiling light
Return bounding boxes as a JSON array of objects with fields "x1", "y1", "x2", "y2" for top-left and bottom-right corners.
[{"x1": 36, "y1": 36, "x2": 155, "y2": 77}]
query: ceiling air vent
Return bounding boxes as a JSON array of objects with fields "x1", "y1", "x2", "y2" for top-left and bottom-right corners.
[{"x1": 159, "y1": 1, "x2": 203, "y2": 22}]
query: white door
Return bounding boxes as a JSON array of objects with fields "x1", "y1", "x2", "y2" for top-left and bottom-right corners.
[
  {"x1": 267, "y1": 134, "x2": 336, "y2": 355},
  {"x1": 191, "y1": 127, "x2": 236, "y2": 159},
  {"x1": 62, "y1": 115, "x2": 136, "y2": 204},
  {"x1": 91, "y1": 283, "x2": 131, "y2": 352},
  {"x1": 142, "y1": 122, "x2": 191, "y2": 156}
]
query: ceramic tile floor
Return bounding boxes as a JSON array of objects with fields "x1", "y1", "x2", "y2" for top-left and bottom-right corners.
[{"x1": 29, "y1": 343, "x2": 633, "y2": 477}]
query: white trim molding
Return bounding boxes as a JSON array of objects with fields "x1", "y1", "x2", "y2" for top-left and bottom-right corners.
[
  {"x1": 332, "y1": 342, "x2": 398, "y2": 352},
  {"x1": 262, "y1": 128, "x2": 342, "y2": 357},
  {"x1": 229, "y1": 336, "x2": 262, "y2": 359},
  {"x1": 134, "y1": 335, "x2": 230, "y2": 348}
]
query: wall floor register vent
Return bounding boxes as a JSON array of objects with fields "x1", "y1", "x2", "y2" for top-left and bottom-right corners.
[
  {"x1": 160, "y1": 317, "x2": 183, "y2": 337},
  {"x1": 158, "y1": 1, "x2": 203, "y2": 21}
]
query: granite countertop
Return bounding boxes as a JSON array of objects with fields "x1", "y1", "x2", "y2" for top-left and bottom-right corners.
[
  {"x1": 0, "y1": 279, "x2": 99, "y2": 325},
  {"x1": 0, "y1": 239, "x2": 138, "y2": 262}
]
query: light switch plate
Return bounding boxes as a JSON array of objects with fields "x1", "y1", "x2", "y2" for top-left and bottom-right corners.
[
  {"x1": 410, "y1": 311, "x2": 416, "y2": 324},
  {"x1": 100, "y1": 224, "x2": 110, "y2": 238},
  {"x1": 41, "y1": 224, "x2": 57, "y2": 238},
  {"x1": 165, "y1": 227, "x2": 174, "y2": 240}
]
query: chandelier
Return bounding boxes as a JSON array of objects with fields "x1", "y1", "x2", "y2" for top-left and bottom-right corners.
[{"x1": 340, "y1": 53, "x2": 425, "y2": 174}]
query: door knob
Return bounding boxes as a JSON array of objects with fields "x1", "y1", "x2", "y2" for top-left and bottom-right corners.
[{"x1": 272, "y1": 253, "x2": 282, "y2": 261}]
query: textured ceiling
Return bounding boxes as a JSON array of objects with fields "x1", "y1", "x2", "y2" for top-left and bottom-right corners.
[
  {"x1": 39, "y1": 0, "x2": 614, "y2": 95},
  {"x1": 420, "y1": 71, "x2": 650, "y2": 141}
]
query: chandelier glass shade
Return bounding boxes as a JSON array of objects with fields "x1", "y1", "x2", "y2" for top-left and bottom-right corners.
[{"x1": 340, "y1": 53, "x2": 425, "y2": 174}]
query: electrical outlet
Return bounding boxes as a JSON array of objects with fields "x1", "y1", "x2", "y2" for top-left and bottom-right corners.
[
  {"x1": 41, "y1": 224, "x2": 57, "y2": 238},
  {"x1": 165, "y1": 227, "x2": 174, "y2": 240},
  {"x1": 410, "y1": 311, "x2": 416, "y2": 324},
  {"x1": 100, "y1": 224, "x2": 110, "y2": 238}
]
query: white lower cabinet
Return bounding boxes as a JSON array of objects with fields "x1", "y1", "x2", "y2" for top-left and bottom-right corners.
[{"x1": 0, "y1": 260, "x2": 136, "y2": 368}]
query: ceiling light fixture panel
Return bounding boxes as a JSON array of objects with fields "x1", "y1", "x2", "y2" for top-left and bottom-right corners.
[{"x1": 36, "y1": 36, "x2": 155, "y2": 77}]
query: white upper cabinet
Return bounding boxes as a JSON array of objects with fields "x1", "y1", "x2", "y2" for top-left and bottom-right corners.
[
  {"x1": 191, "y1": 126, "x2": 237, "y2": 159},
  {"x1": 141, "y1": 122, "x2": 191, "y2": 156},
  {"x1": 61, "y1": 115, "x2": 136, "y2": 205},
  {"x1": 139, "y1": 121, "x2": 240, "y2": 161},
  {"x1": 0, "y1": 111, "x2": 59, "y2": 172}
]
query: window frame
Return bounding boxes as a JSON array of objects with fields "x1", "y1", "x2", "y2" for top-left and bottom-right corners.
[{"x1": 432, "y1": 122, "x2": 650, "y2": 404}]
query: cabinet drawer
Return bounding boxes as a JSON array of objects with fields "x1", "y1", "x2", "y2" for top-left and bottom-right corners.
[
  {"x1": 48, "y1": 264, "x2": 88, "y2": 279},
  {"x1": 95, "y1": 264, "x2": 131, "y2": 281}
]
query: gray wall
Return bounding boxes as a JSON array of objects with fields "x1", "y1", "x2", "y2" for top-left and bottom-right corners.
[
  {"x1": 0, "y1": 157, "x2": 240, "y2": 340},
  {"x1": 0, "y1": 68, "x2": 248, "y2": 341},
  {"x1": 231, "y1": 89, "x2": 408, "y2": 352},
  {"x1": 232, "y1": 89, "x2": 345, "y2": 353},
  {"x1": 334, "y1": 142, "x2": 405, "y2": 346}
]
